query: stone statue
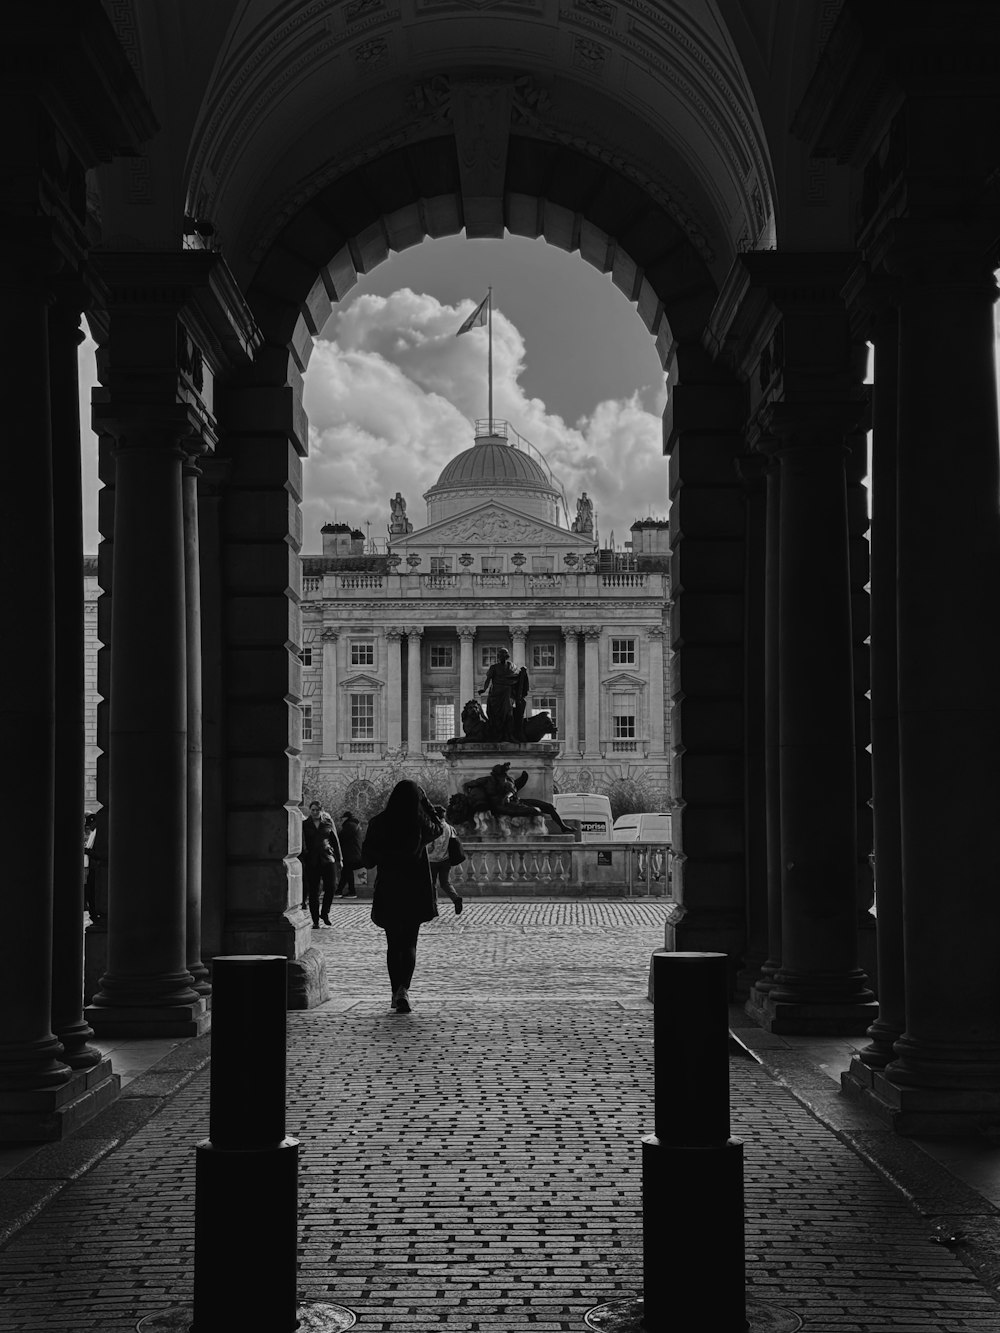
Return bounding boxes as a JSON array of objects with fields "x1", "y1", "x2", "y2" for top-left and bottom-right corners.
[
  {"x1": 571, "y1": 492, "x2": 594, "y2": 535},
  {"x1": 459, "y1": 698, "x2": 490, "y2": 741},
  {"x1": 478, "y1": 648, "x2": 529, "y2": 741},
  {"x1": 445, "y1": 761, "x2": 572, "y2": 832},
  {"x1": 389, "y1": 492, "x2": 413, "y2": 535}
]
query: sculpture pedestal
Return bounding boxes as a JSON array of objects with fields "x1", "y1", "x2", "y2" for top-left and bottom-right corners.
[{"x1": 442, "y1": 741, "x2": 565, "y2": 840}]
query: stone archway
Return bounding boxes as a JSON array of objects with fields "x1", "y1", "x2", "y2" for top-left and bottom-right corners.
[{"x1": 206, "y1": 122, "x2": 751, "y2": 1001}]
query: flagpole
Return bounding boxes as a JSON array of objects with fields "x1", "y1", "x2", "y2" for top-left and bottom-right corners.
[{"x1": 487, "y1": 286, "x2": 493, "y2": 433}]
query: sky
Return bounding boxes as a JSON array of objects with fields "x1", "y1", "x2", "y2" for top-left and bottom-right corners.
[{"x1": 78, "y1": 234, "x2": 669, "y2": 553}]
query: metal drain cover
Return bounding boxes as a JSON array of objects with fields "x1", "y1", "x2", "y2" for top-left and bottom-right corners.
[{"x1": 584, "y1": 1297, "x2": 802, "y2": 1332}]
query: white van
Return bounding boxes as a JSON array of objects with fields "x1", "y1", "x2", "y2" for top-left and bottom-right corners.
[
  {"x1": 553, "y1": 792, "x2": 613, "y2": 841},
  {"x1": 612, "y1": 811, "x2": 673, "y2": 843}
]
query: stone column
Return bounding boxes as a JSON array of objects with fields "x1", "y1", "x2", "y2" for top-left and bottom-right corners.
[
  {"x1": 49, "y1": 293, "x2": 102, "y2": 1068},
  {"x1": 406, "y1": 627, "x2": 423, "y2": 754},
  {"x1": 734, "y1": 454, "x2": 769, "y2": 998},
  {"x1": 321, "y1": 629, "x2": 339, "y2": 755},
  {"x1": 182, "y1": 450, "x2": 210, "y2": 996},
  {"x1": 749, "y1": 458, "x2": 783, "y2": 1005},
  {"x1": 336, "y1": 631, "x2": 348, "y2": 757},
  {"x1": 0, "y1": 254, "x2": 73, "y2": 1114},
  {"x1": 881, "y1": 244, "x2": 1000, "y2": 1121},
  {"x1": 646, "y1": 627, "x2": 666, "y2": 754},
  {"x1": 562, "y1": 631, "x2": 580, "y2": 754},
  {"x1": 86, "y1": 420, "x2": 205, "y2": 1034},
  {"x1": 458, "y1": 626, "x2": 477, "y2": 707},
  {"x1": 759, "y1": 423, "x2": 875, "y2": 1032},
  {"x1": 582, "y1": 627, "x2": 602, "y2": 758},
  {"x1": 386, "y1": 628, "x2": 404, "y2": 751},
  {"x1": 511, "y1": 627, "x2": 528, "y2": 668}
]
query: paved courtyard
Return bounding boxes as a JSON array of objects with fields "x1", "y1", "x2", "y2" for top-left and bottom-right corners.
[{"x1": 2, "y1": 903, "x2": 1000, "y2": 1331}]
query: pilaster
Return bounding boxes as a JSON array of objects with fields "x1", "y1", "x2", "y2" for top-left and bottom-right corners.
[
  {"x1": 562, "y1": 631, "x2": 580, "y2": 754},
  {"x1": 385, "y1": 628, "x2": 404, "y2": 751},
  {"x1": 458, "y1": 627, "x2": 477, "y2": 710},
  {"x1": 581, "y1": 627, "x2": 602, "y2": 759},
  {"x1": 406, "y1": 627, "x2": 424, "y2": 755},
  {"x1": 321, "y1": 629, "x2": 339, "y2": 755}
]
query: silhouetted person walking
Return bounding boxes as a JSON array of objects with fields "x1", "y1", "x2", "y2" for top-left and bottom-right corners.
[
  {"x1": 361, "y1": 780, "x2": 442, "y2": 1013},
  {"x1": 427, "y1": 804, "x2": 463, "y2": 915},
  {"x1": 302, "y1": 801, "x2": 342, "y2": 927},
  {"x1": 338, "y1": 810, "x2": 362, "y2": 898}
]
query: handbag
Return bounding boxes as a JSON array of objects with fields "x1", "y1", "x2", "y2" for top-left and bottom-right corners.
[{"x1": 447, "y1": 835, "x2": 466, "y2": 866}]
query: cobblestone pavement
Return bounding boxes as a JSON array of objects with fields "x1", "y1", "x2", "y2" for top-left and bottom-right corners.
[{"x1": 2, "y1": 903, "x2": 1000, "y2": 1331}]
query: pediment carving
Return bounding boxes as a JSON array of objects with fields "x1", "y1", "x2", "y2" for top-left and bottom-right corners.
[{"x1": 415, "y1": 505, "x2": 586, "y2": 546}]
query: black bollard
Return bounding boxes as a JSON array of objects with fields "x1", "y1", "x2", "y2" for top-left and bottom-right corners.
[
  {"x1": 642, "y1": 951, "x2": 747, "y2": 1332},
  {"x1": 192, "y1": 956, "x2": 298, "y2": 1332}
]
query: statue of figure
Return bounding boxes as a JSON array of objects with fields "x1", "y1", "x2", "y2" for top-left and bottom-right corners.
[
  {"x1": 445, "y1": 761, "x2": 572, "y2": 832},
  {"x1": 458, "y1": 698, "x2": 490, "y2": 741},
  {"x1": 572, "y1": 492, "x2": 594, "y2": 535},
  {"x1": 389, "y1": 492, "x2": 413, "y2": 535},
  {"x1": 478, "y1": 648, "x2": 529, "y2": 741}
]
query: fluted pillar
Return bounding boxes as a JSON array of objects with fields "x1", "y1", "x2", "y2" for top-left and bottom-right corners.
[
  {"x1": 87, "y1": 421, "x2": 205, "y2": 1034},
  {"x1": 881, "y1": 243, "x2": 1000, "y2": 1118},
  {"x1": 758, "y1": 424, "x2": 875, "y2": 1032},
  {"x1": 458, "y1": 626, "x2": 477, "y2": 707},
  {"x1": 406, "y1": 627, "x2": 423, "y2": 754},
  {"x1": 321, "y1": 629, "x2": 339, "y2": 755},
  {"x1": 182, "y1": 451, "x2": 210, "y2": 996},
  {"x1": 646, "y1": 627, "x2": 666, "y2": 754},
  {"x1": 582, "y1": 627, "x2": 601, "y2": 758},
  {"x1": 562, "y1": 631, "x2": 580, "y2": 754},
  {"x1": 385, "y1": 628, "x2": 404, "y2": 751}
]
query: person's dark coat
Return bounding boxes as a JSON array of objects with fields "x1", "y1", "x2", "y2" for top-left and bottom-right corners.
[
  {"x1": 302, "y1": 813, "x2": 342, "y2": 867},
  {"x1": 362, "y1": 780, "x2": 442, "y2": 930},
  {"x1": 339, "y1": 814, "x2": 363, "y2": 869}
]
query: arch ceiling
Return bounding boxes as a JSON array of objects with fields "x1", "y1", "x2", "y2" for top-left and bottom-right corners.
[{"x1": 179, "y1": 0, "x2": 780, "y2": 292}]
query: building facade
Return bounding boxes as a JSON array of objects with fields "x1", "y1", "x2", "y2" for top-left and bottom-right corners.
[{"x1": 84, "y1": 424, "x2": 672, "y2": 816}]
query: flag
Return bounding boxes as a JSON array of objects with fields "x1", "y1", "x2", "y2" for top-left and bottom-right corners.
[{"x1": 456, "y1": 293, "x2": 489, "y2": 336}]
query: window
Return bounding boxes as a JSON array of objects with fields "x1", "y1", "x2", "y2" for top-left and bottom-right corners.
[
  {"x1": 531, "y1": 556, "x2": 553, "y2": 572},
  {"x1": 430, "y1": 556, "x2": 453, "y2": 574},
  {"x1": 350, "y1": 639, "x2": 374, "y2": 667},
  {"x1": 612, "y1": 692, "x2": 636, "y2": 739},
  {"x1": 428, "y1": 696, "x2": 455, "y2": 742},
  {"x1": 531, "y1": 696, "x2": 558, "y2": 728},
  {"x1": 611, "y1": 637, "x2": 636, "y2": 666},
  {"x1": 481, "y1": 645, "x2": 503, "y2": 668},
  {"x1": 429, "y1": 643, "x2": 454, "y2": 669},
  {"x1": 301, "y1": 703, "x2": 313, "y2": 742},
  {"x1": 300, "y1": 646, "x2": 313, "y2": 667},
  {"x1": 532, "y1": 642, "x2": 556, "y2": 669},
  {"x1": 481, "y1": 557, "x2": 504, "y2": 573},
  {"x1": 350, "y1": 693, "x2": 375, "y2": 740}
]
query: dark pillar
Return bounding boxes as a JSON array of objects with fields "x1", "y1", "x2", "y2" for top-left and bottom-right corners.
[
  {"x1": 759, "y1": 421, "x2": 875, "y2": 1033},
  {"x1": 87, "y1": 422, "x2": 206, "y2": 1034},
  {"x1": 0, "y1": 254, "x2": 72, "y2": 1123},
  {"x1": 183, "y1": 451, "x2": 211, "y2": 995},
  {"x1": 877, "y1": 243, "x2": 1000, "y2": 1130}
]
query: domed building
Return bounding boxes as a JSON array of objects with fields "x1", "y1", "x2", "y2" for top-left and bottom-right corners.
[{"x1": 296, "y1": 422, "x2": 672, "y2": 806}]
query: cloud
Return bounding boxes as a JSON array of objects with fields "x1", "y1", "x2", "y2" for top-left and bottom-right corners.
[{"x1": 301, "y1": 289, "x2": 667, "y2": 549}]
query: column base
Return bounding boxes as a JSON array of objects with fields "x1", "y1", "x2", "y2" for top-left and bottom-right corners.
[
  {"x1": 287, "y1": 946, "x2": 330, "y2": 1010},
  {"x1": 85, "y1": 998, "x2": 210, "y2": 1039},
  {"x1": 747, "y1": 993, "x2": 878, "y2": 1036},
  {"x1": 842, "y1": 1057, "x2": 1000, "y2": 1137},
  {"x1": 0, "y1": 1056, "x2": 119, "y2": 1143}
]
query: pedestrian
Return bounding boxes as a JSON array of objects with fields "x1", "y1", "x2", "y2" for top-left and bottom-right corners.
[
  {"x1": 301, "y1": 800, "x2": 342, "y2": 928},
  {"x1": 361, "y1": 780, "x2": 442, "y2": 1014},
  {"x1": 83, "y1": 811, "x2": 98, "y2": 920},
  {"x1": 338, "y1": 810, "x2": 362, "y2": 899},
  {"x1": 426, "y1": 804, "x2": 463, "y2": 915}
]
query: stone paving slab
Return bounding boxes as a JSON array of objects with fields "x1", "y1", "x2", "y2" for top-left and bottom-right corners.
[{"x1": 2, "y1": 906, "x2": 1000, "y2": 1331}]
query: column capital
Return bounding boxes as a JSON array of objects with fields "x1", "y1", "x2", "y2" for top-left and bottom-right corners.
[
  {"x1": 646, "y1": 626, "x2": 667, "y2": 640},
  {"x1": 406, "y1": 626, "x2": 424, "y2": 640},
  {"x1": 320, "y1": 628, "x2": 339, "y2": 642},
  {"x1": 562, "y1": 628, "x2": 580, "y2": 642},
  {"x1": 385, "y1": 627, "x2": 406, "y2": 641},
  {"x1": 582, "y1": 626, "x2": 602, "y2": 640},
  {"x1": 457, "y1": 626, "x2": 478, "y2": 641}
]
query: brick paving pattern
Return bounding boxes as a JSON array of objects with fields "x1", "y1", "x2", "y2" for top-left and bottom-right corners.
[{"x1": 2, "y1": 903, "x2": 999, "y2": 1331}]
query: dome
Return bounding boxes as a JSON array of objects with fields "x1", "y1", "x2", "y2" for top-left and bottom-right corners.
[{"x1": 431, "y1": 436, "x2": 557, "y2": 493}]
